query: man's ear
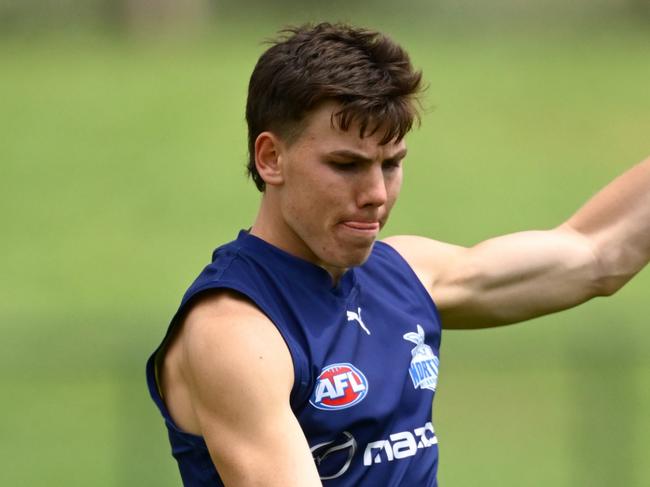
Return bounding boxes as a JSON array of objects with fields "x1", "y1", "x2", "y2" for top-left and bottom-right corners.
[{"x1": 255, "y1": 132, "x2": 285, "y2": 187}]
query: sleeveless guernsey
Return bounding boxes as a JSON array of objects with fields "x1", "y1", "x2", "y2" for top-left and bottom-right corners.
[{"x1": 146, "y1": 230, "x2": 442, "y2": 486}]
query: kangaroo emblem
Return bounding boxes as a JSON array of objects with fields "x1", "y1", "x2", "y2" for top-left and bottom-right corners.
[
  {"x1": 403, "y1": 324, "x2": 439, "y2": 392},
  {"x1": 346, "y1": 307, "x2": 371, "y2": 335}
]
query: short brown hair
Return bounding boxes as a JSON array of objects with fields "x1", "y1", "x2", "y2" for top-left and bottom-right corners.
[{"x1": 245, "y1": 22, "x2": 424, "y2": 191}]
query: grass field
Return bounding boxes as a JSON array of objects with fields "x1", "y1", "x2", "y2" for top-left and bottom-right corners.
[{"x1": 1, "y1": 18, "x2": 649, "y2": 486}]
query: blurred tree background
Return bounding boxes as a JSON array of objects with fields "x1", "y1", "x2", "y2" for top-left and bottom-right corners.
[{"x1": 1, "y1": 1, "x2": 649, "y2": 486}]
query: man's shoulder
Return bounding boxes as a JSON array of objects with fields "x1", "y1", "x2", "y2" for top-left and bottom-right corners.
[
  {"x1": 380, "y1": 234, "x2": 466, "y2": 279},
  {"x1": 159, "y1": 288, "x2": 295, "y2": 438},
  {"x1": 165, "y1": 289, "x2": 292, "y2": 400},
  {"x1": 182, "y1": 290, "x2": 273, "y2": 339}
]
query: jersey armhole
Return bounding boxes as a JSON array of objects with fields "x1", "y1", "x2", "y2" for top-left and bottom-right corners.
[
  {"x1": 374, "y1": 240, "x2": 445, "y2": 328},
  {"x1": 147, "y1": 282, "x2": 310, "y2": 432}
]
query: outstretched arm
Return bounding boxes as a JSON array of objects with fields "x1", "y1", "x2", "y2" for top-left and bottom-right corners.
[{"x1": 385, "y1": 156, "x2": 650, "y2": 329}]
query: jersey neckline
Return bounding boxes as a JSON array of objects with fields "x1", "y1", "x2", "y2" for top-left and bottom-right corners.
[{"x1": 235, "y1": 229, "x2": 358, "y2": 298}]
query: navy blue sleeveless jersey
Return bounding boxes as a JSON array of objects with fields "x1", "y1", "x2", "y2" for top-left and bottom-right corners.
[{"x1": 146, "y1": 230, "x2": 442, "y2": 486}]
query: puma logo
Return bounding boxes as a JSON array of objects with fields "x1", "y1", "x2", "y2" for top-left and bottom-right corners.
[{"x1": 346, "y1": 307, "x2": 371, "y2": 335}]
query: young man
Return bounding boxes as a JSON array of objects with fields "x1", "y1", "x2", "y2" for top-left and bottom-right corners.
[{"x1": 146, "y1": 23, "x2": 649, "y2": 486}]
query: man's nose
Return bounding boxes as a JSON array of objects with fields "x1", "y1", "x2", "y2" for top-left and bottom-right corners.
[{"x1": 357, "y1": 165, "x2": 388, "y2": 208}]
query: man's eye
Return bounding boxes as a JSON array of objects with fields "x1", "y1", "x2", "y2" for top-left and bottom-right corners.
[
  {"x1": 330, "y1": 161, "x2": 357, "y2": 171},
  {"x1": 382, "y1": 160, "x2": 402, "y2": 171}
]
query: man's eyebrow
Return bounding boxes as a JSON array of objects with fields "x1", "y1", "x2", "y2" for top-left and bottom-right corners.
[
  {"x1": 386, "y1": 148, "x2": 408, "y2": 162},
  {"x1": 326, "y1": 148, "x2": 408, "y2": 162}
]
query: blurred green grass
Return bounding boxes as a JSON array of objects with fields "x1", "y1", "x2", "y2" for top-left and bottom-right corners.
[{"x1": 1, "y1": 23, "x2": 649, "y2": 486}]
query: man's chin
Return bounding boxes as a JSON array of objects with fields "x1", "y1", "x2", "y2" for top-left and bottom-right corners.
[{"x1": 336, "y1": 241, "x2": 376, "y2": 268}]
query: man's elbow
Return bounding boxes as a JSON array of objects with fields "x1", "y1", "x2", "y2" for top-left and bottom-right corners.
[
  {"x1": 591, "y1": 244, "x2": 646, "y2": 297},
  {"x1": 563, "y1": 223, "x2": 646, "y2": 298}
]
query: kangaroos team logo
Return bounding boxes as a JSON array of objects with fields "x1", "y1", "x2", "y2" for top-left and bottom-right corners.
[
  {"x1": 404, "y1": 324, "x2": 439, "y2": 392},
  {"x1": 310, "y1": 363, "x2": 369, "y2": 411}
]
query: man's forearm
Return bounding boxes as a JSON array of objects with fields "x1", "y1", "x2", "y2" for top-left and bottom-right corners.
[{"x1": 564, "y1": 156, "x2": 650, "y2": 295}]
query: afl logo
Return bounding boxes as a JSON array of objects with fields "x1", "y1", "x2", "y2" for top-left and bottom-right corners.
[{"x1": 310, "y1": 363, "x2": 369, "y2": 411}]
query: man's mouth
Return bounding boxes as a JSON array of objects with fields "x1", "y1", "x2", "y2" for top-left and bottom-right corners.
[{"x1": 341, "y1": 221, "x2": 380, "y2": 232}]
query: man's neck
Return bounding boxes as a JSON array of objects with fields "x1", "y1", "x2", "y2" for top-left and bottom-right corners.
[{"x1": 250, "y1": 202, "x2": 348, "y2": 285}]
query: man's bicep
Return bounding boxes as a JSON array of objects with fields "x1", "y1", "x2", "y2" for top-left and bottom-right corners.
[
  {"x1": 386, "y1": 229, "x2": 602, "y2": 329},
  {"x1": 428, "y1": 229, "x2": 583, "y2": 326},
  {"x1": 181, "y1": 295, "x2": 322, "y2": 487}
]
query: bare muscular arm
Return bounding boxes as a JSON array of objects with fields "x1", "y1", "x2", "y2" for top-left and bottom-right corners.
[
  {"x1": 160, "y1": 291, "x2": 322, "y2": 487},
  {"x1": 385, "y1": 157, "x2": 650, "y2": 329}
]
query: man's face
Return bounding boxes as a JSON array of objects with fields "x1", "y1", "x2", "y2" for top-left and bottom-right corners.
[{"x1": 270, "y1": 102, "x2": 406, "y2": 277}]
